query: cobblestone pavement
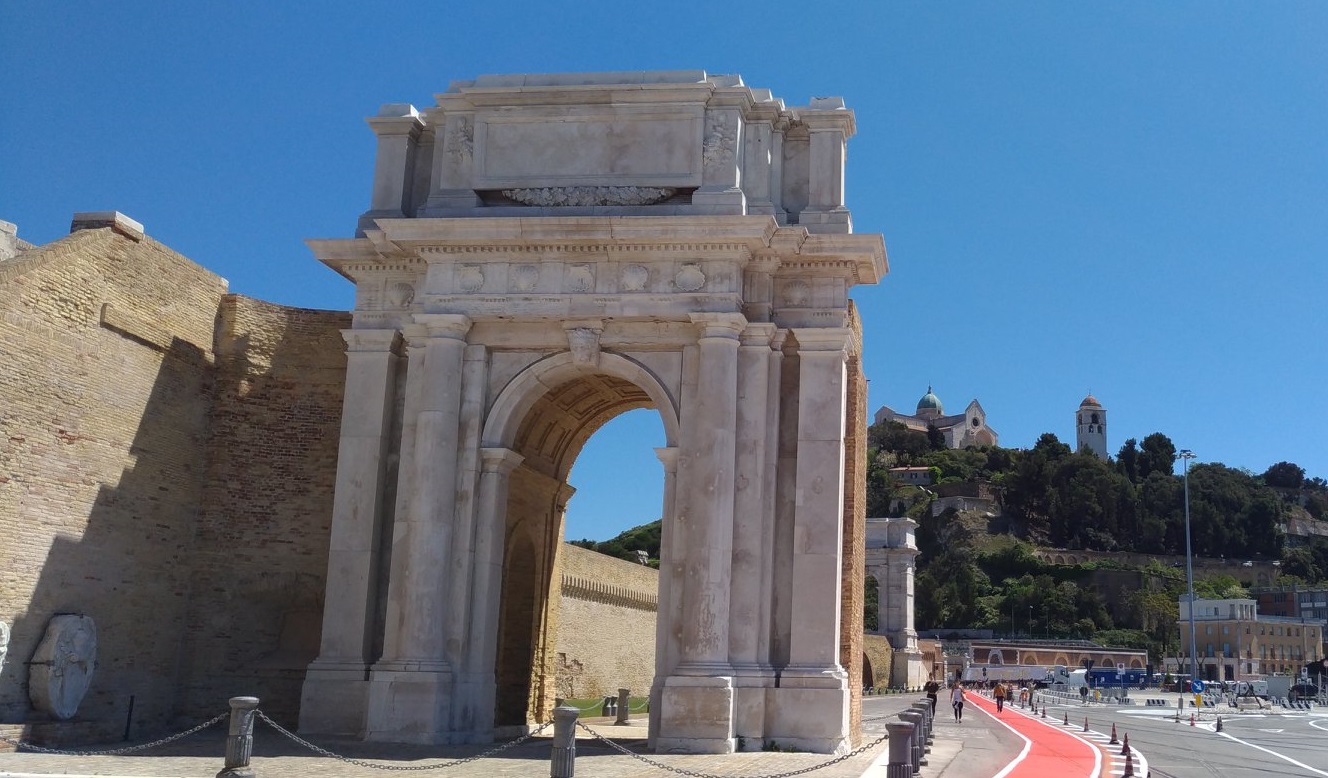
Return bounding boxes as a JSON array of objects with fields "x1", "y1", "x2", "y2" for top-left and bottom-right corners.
[{"x1": 0, "y1": 695, "x2": 995, "y2": 778}]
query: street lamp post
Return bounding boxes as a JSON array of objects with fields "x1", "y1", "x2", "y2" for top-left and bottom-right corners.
[
  {"x1": 1179, "y1": 449, "x2": 1198, "y2": 687},
  {"x1": 1028, "y1": 606, "x2": 1033, "y2": 639}
]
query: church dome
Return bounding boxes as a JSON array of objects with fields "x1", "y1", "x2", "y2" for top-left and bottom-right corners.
[
  {"x1": 917, "y1": 386, "x2": 943, "y2": 414},
  {"x1": 1079, "y1": 394, "x2": 1102, "y2": 408}
]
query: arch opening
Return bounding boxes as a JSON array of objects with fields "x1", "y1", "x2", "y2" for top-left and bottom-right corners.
[{"x1": 492, "y1": 364, "x2": 672, "y2": 729}]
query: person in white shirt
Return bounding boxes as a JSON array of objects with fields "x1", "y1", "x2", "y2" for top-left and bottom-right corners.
[{"x1": 950, "y1": 683, "x2": 967, "y2": 721}]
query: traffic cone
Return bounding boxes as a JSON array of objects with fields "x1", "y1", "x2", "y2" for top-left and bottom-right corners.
[
  {"x1": 1190, "y1": 713, "x2": 1195, "y2": 726},
  {"x1": 1121, "y1": 733, "x2": 1130, "y2": 756},
  {"x1": 1063, "y1": 711, "x2": 1069, "y2": 725},
  {"x1": 1041, "y1": 705, "x2": 1047, "y2": 718},
  {"x1": 1216, "y1": 715, "x2": 1223, "y2": 732},
  {"x1": 1083, "y1": 716, "x2": 1089, "y2": 732},
  {"x1": 1110, "y1": 723, "x2": 1118, "y2": 744},
  {"x1": 1123, "y1": 750, "x2": 1135, "y2": 777}
]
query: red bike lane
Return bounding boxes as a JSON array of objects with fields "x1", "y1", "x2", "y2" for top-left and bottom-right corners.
[{"x1": 964, "y1": 693, "x2": 1106, "y2": 778}]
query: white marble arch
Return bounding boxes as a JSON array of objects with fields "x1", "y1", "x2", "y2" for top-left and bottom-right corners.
[
  {"x1": 297, "y1": 70, "x2": 887, "y2": 755},
  {"x1": 482, "y1": 351, "x2": 680, "y2": 450}
]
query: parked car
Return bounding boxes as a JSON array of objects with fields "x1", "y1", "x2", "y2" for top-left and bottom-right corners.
[{"x1": 1289, "y1": 682, "x2": 1319, "y2": 699}]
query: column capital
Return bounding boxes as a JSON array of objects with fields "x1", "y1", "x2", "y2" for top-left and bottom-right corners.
[
  {"x1": 739, "y1": 322, "x2": 778, "y2": 347},
  {"x1": 479, "y1": 447, "x2": 524, "y2": 475},
  {"x1": 414, "y1": 313, "x2": 472, "y2": 340},
  {"x1": 341, "y1": 328, "x2": 402, "y2": 353},
  {"x1": 689, "y1": 312, "x2": 748, "y2": 340},
  {"x1": 791, "y1": 327, "x2": 853, "y2": 354},
  {"x1": 654, "y1": 446, "x2": 679, "y2": 472}
]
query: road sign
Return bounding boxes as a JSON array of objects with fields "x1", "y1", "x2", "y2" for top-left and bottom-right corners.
[{"x1": 1191, "y1": 679, "x2": 1206, "y2": 693}]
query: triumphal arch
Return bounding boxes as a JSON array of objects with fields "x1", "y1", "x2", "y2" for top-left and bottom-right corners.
[{"x1": 298, "y1": 71, "x2": 886, "y2": 754}]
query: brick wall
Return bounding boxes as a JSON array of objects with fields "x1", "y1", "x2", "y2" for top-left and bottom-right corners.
[
  {"x1": 839, "y1": 304, "x2": 867, "y2": 745},
  {"x1": 554, "y1": 544, "x2": 657, "y2": 701},
  {"x1": 0, "y1": 228, "x2": 226, "y2": 737},
  {"x1": 173, "y1": 295, "x2": 348, "y2": 724}
]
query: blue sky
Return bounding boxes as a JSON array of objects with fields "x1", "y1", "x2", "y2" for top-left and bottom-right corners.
[{"x1": 5, "y1": 2, "x2": 1326, "y2": 541}]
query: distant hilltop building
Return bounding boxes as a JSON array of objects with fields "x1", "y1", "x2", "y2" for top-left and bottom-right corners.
[
  {"x1": 1075, "y1": 394, "x2": 1108, "y2": 459},
  {"x1": 873, "y1": 386, "x2": 998, "y2": 448}
]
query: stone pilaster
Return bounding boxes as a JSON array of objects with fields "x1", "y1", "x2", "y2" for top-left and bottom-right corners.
[
  {"x1": 693, "y1": 105, "x2": 747, "y2": 214},
  {"x1": 798, "y1": 99, "x2": 855, "y2": 234},
  {"x1": 367, "y1": 313, "x2": 472, "y2": 744},
  {"x1": 452, "y1": 447, "x2": 524, "y2": 741},
  {"x1": 729, "y1": 323, "x2": 777, "y2": 743},
  {"x1": 658, "y1": 312, "x2": 745, "y2": 754},
  {"x1": 300, "y1": 328, "x2": 401, "y2": 736},
  {"x1": 422, "y1": 110, "x2": 481, "y2": 212},
  {"x1": 648, "y1": 446, "x2": 680, "y2": 748},
  {"x1": 767, "y1": 326, "x2": 851, "y2": 754}
]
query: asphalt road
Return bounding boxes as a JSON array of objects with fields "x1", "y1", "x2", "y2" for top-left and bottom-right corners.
[{"x1": 1036, "y1": 697, "x2": 1328, "y2": 778}]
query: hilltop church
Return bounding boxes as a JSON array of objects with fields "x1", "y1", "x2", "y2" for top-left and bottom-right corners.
[{"x1": 873, "y1": 386, "x2": 998, "y2": 449}]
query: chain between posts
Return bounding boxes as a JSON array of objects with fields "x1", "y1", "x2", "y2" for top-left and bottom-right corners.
[
  {"x1": 255, "y1": 710, "x2": 553, "y2": 770},
  {"x1": 575, "y1": 721, "x2": 890, "y2": 778},
  {"x1": 0, "y1": 712, "x2": 228, "y2": 756}
]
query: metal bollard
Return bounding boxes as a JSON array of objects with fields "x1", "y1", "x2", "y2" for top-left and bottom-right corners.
[
  {"x1": 216, "y1": 696, "x2": 259, "y2": 778},
  {"x1": 615, "y1": 688, "x2": 630, "y2": 725},
  {"x1": 884, "y1": 721, "x2": 915, "y2": 778},
  {"x1": 550, "y1": 705, "x2": 578, "y2": 778}
]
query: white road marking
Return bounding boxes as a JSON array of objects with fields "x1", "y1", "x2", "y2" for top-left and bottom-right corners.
[{"x1": 1215, "y1": 731, "x2": 1328, "y2": 776}]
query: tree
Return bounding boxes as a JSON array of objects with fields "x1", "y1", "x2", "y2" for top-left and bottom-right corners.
[
  {"x1": 1262, "y1": 461, "x2": 1306, "y2": 489},
  {"x1": 926, "y1": 423, "x2": 946, "y2": 452},
  {"x1": 1116, "y1": 438, "x2": 1140, "y2": 483},
  {"x1": 1137, "y1": 433, "x2": 1177, "y2": 481}
]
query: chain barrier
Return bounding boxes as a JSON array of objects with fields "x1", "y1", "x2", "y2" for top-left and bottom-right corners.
[
  {"x1": 0, "y1": 712, "x2": 228, "y2": 756},
  {"x1": 575, "y1": 721, "x2": 890, "y2": 778},
  {"x1": 562, "y1": 700, "x2": 603, "y2": 712},
  {"x1": 255, "y1": 710, "x2": 552, "y2": 771},
  {"x1": 629, "y1": 700, "x2": 650, "y2": 712}
]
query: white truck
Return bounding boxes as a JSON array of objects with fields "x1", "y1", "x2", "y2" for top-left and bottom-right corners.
[
  {"x1": 1047, "y1": 666, "x2": 1088, "y2": 691},
  {"x1": 1232, "y1": 679, "x2": 1268, "y2": 699}
]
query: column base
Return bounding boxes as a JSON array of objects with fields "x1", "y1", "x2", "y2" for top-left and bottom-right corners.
[
  {"x1": 764, "y1": 667, "x2": 849, "y2": 754},
  {"x1": 731, "y1": 664, "x2": 775, "y2": 747},
  {"x1": 798, "y1": 208, "x2": 852, "y2": 234},
  {"x1": 365, "y1": 664, "x2": 456, "y2": 744},
  {"x1": 655, "y1": 675, "x2": 735, "y2": 754},
  {"x1": 691, "y1": 187, "x2": 746, "y2": 215},
  {"x1": 449, "y1": 672, "x2": 497, "y2": 743},
  {"x1": 299, "y1": 660, "x2": 370, "y2": 736}
]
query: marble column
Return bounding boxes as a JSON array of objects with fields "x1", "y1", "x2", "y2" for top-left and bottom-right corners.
[
  {"x1": 693, "y1": 106, "x2": 746, "y2": 214},
  {"x1": 368, "y1": 313, "x2": 471, "y2": 744},
  {"x1": 454, "y1": 447, "x2": 523, "y2": 741},
  {"x1": 300, "y1": 328, "x2": 400, "y2": 735},
  {"x1": 729, "y1": 323, "x2": 777, "y2": 742},
  {"x1": 767, "y1": 327, "x2": 852, "y2": 754},
  {"x1": 658, "y1": 312, "x2": 745, "y2": 754}
]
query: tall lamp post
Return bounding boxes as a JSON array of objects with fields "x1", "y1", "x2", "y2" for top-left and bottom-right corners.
[{"x1": 1179, "y1": 449, "x2": 1198, "y2": 687}]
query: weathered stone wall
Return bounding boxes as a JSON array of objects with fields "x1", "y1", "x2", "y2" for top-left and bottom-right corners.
[
  {"x1": 839, "y1": 304, "x2": 867, "y2": 744},
  {"x1": 174, "y1": 295, "x2": 349, "y2": 723},
  {"x1": 861, "y1": 635, "x2": 894, "y2": 689},
  {"x1": 0, "y1": 228, "x2": 226, "y2": 736},
  {"x1": 554, "y1": 543, "x2": 657, "y2": 702}
]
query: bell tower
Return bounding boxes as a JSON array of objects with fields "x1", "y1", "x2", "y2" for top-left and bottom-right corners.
[{"x1": 1076, "y1": 394, "x2": 1107, "y2": 459}]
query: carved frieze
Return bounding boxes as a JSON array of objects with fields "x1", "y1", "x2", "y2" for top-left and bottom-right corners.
[
  {"x1": 445, "y1": 117, "x2": 473, "y2": 163},
  {"x1": 501, "y1": 186, "x2": 676, "y2": 207},
  {"x1": 512, "y1": 264, "x2": 539, "y2": 292},
  {"x1": 566, "y1": 264, "x2": 595, "y2": 293},
  {"x1": 386, "y1": 281, "x2": 416, "y2": 309},
  {"x1": 674, "y1": 264, "x2": 707, "y2": 292},
  {"x1": 29, "y1": 614, "x2": 97, "y2": 721},
  {"x1": 782, "y1": 280, "x2": 811, "y2": 307},
  {"x1": 703, "y1": 113, "x2": 737, "y2": 169},
  {"x1": 458, "y1": 265, "x2": 485, "y2": 293},
  {"x1": 620, "y1": 264, "x2": 649, "y2": 292}
]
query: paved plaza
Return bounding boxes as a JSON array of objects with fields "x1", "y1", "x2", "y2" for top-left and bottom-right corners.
[{"x1": 0, "y1": 694, "x2": 1009, "y2": 778}]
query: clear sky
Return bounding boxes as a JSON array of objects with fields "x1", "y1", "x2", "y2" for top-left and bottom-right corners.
[{"x1": 5, "y1": 2, "x2": 1326, "y2": 541}]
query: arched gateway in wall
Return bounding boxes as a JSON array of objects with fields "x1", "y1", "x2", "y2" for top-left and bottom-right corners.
[{"x1": 298, "y1": 71, "x2": 886, "y2": 755}]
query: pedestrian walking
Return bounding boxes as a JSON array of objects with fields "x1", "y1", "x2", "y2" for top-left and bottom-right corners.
[
  {"x1": 925, "y1": 678, "x2": 940, "y2": 715},
  {"x1": 993, "y1": 681, "x2": 1007, "y2": 712},
  {"x1": 951, "y1": 682, "x2": 967, "y2": 722}
]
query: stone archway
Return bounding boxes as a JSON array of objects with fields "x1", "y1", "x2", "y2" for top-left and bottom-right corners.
[{"x1": 296, "y1": 71, "x2": 886, "y2": 754}]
